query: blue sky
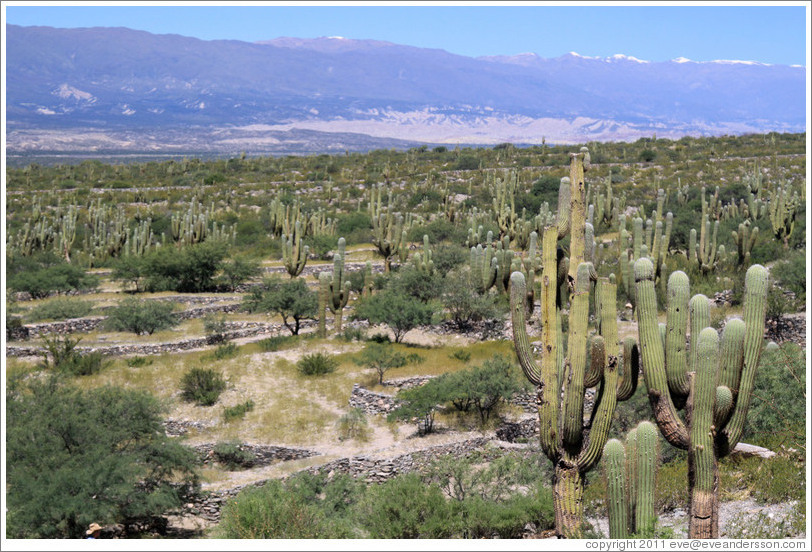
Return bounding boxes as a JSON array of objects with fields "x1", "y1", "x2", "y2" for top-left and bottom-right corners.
[{"x1": 4, "y1": 3, "x2": 809, "y2": 66}]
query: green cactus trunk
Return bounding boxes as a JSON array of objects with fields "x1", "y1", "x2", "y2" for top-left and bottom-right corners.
[{"x1": 553, "y1": 463, "x2": 585, "y2": 539}]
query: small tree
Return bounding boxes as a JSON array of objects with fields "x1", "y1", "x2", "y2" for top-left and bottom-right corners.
[
  {"x1": 219, "y1": 255, "x2": 261, "y2": 291},
  {"x1": 105, "y1": 297, "x2": 178, "y2": 335},
  {"x1": 143, "y1": 240, "x2": 227, "y2": 292},
  {"x1": 243, "y1": 277, "x2": 317, "y2": 335},
  {"x1": 354, "y1": 342, "x2": 407, "y2": 385},
  {"x1": 353, "y1": 289, "x2": 433, "y2": 343},
  {"x1": 112, "y1": 255, "x2": 147, "y2": 293},
  {"x1": 440, "y1": 355, "x2": 528, "y2": 424},
  {"x1": 441, "y1": 268, "x2": 503, "y2": 330},
  {"x1": 6, "y1": 377, "x2": 198, "y2": 538},
  {"x1": 388, "y1": 379, "x2": 446, "y2": 435}
]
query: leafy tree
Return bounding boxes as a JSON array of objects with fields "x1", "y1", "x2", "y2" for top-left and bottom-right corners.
[
  {"x1": 356, "y1": 474, "x2": 454, "y2": 538},
  {"x1": 111, "y1": 255, "x2": 147, "y2": 293},
  {"x1": 439, "y1": 355, "x2": 529, "y2": 424},
  {"x1": 6, "y1": 377, "x2": 198, "y2": 538},
  {"x1": 218, "y1": 255, "x2": 261, "y2": 291},
  {"x1": 388, "y1": 265, "x2": 446, "y2": 303},
  {"x1": 37, "y1": 335, "x2": 109, "y2": 377},
  {"x1": 243, "y1": 277, "x2": 317, "y2": 335},
  {"x1": 7, "y1": 253, "x2": 98, "y2": 299},
  {"x1": 442, "y1": 269, "x2": 503, "y2": 330},
  {"x1": 353, "y1": 289, "x2": 434, "y2": 343},
  {"x1": 353, "y1": 342, "x2": 407, "y2": 384},
  {"x1": 388, "y1": 378, "x2": 447, "y2": 435},
  {"x1": 105, "y1": 297, "x2": 178, "y2": 335},
  {"x1": 143, "y1": 240, "x2": 227, "y2": 292}
]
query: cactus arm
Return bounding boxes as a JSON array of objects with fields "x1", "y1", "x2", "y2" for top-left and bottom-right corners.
[
  {"x1": 689, "y1": 294, "x2": 711, "y2": 377},
  {"x1": 617, "y1": 337, "x2": 640, "y2": 402},
  {"x1": 557, "y1": 177, "x2": 571, "y2": 239},
  {"x1": 562, "y1": 263, "x2": 592, "y2": 453},
  {"x1": 635, "y1": 421, "x2": 658, "y2": 534},
  {"x1": 584, "y1": 335, "x2": 604, "y2": 389},
  {"x1": 509, "y1": 272, "x2": 541, "y2": 387},
  {"x1": 604, "y1": 439, "x2": 629, "y2": 539},
  {"x1": 717, "y1": 265, "x2": 768, "y2": 456},
  {"x1": 688, "y1": 327, "x2": 720, "y2": 539},
  {"x1": 625, "y1": 427, "x2": 639, "y2": 533},
  {"x1": 634, "y1": 258, "x2": 689, "y2": 449},
  {"x1": 665, "y1": 271, "x2": 691, "y2": 398},
  {"x1": 578, "y1": 278, "x2": 620, "y2": 472},
  {"x1": 716, "y1": 318, "x2": 745, "y2": 399}
]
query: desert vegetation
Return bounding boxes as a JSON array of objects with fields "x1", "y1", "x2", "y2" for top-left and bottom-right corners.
[{"x1": 5, "y1": 132, "x2": 806, "y2": 539}]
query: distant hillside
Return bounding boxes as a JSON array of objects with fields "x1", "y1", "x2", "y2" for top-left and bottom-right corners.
[{"x1": 5, "y1": 25, "x2": 806, "y2": 155}]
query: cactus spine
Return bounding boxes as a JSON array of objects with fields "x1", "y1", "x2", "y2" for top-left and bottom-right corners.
[
  {"x1": 604, "y1": 421, "x2": 658, "y2": 538},
  {"x1": 634, "y1": 260, "x2": 768, "y2": 538}
]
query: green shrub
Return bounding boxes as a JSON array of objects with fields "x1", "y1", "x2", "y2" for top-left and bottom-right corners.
[
  {"x1": 216, "y1": 480, "x2": 353, "y2": 538},
  {"x1": 125, "y1": 356, "x2": 153, "y2": 368},
  {"x1": 7, "y1": 260, "x2": 99, "y2": 299},
  {"x1": 180, "y1": 367, "x2": 227, "y2": 406},
  {"x1": 339, "y1": 326, "x2": 365, "y2": 342},
  {"x1": 353, "y1": 289, "x2": 434, "y2": 343},
  {"x1": 336, "y1": 408, "x2": 371, "y2": 442},
  {"x1": 212, "y1": 342, "x2": 238, "y2": 360},
  {"x1": 353, "y1": 342, "x2": 406, "y2": 384},
  {"x1": 297, "y1": 353, "x2": 339, "y2": 376},
  {"x1": 105, "y1": 297, "x2": 178, "y2": 335},
  {"x1": 203, "y1": 313, "x2": 228, "y2": 343},
  {"x1": 449, "y1": 349, "x2": 472, "y2": 362},
  {"x1": 37, "y1": 335, "x2": 109, "y2": 377},
  {"x1": 357, "y1": 474, "x2": 454, "y2": 538},
  {"x1": 223, "y1": 400, "x2": 255, "y2": 423},
  {"x1": 27, "y1": 297, "x2": 93, "y2": 322},
  {"x1": 143, "y1": 240, "x2": 227, "y2": 293},
  {"x1": 770, "y1": 250, "x2": 805, "y2": 303},
  {"x1": 257, "y1": 334, "x2": 297, "y2": 352},
  {"x1": 212, "y1": 441, "x2": 256, "y2": 470},
  {"x1": 6, "y1": 377, "x2": 198, "y2": 538}
]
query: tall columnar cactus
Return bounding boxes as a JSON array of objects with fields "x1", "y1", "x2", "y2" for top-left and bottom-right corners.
[
  {"x1": 769, "y1": 183, "x2": 800, "y2": 248},
  {"x1": 634, "y1": 259, "x2": 768, "y2": 538},
  {"x1": 470, "y1": 238, "x2": 498, "y2": 294},
  {"x1": 281, "y1": 220, "x2": 309, "y2": 278},
  {"x1": 490, "y1": 169, "x2": 519, "y2": 242},
  {"x1": 412, "y1": 234, "x2": 434, "y2": 275},
  {"x1": 371, "y1": 210, "x2": 406, "y2": 272},
  {"x1": 731, "y1": 222, "x2": 758, "y2": 268},
  {"x1": 604, "y1": 421, "x2": 659, "y2": 538},
  {"x1": 508, "y1": 147, "x2": 639, "y2": 539},
  {"x1": 319, "y1": 237, "x2": 351, "y2": 335}
]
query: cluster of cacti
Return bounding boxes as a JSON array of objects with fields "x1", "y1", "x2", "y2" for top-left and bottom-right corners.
[
  {"x1": 489, "y1": 169, "x2": 519, "y2": 241},
  {"x1": 412, "y1": 234, "x2": 434, "y2": 275},
  {"x1": 268, "y1": 196, "x2": 335, "y2": 240},
  {"x1": 470, "y1": 234, "x2": 498, "y2": 294},
  {"x1": 768, "y1": 182, "x2": 800, "y2": 248},
  {"x1": 510, "y1": 149, "x2": 642, "y2": 538},
  {"x1": 590, "y1": 175, "x2": 616, "y2": 227},
  {"x1": 318, "y1": 237, "x2": 351, "y2": 336},
  {"x1": 688, "y1": 215, "x2": 723, "y2": 274},
  {"x1": 634, "y1": 260, "x2": 768, "y2": 538},
  {"x1": 281, "y1": 219, "x2": 309, "y2": 277},
  {"x1": 731, "y1": 221, "x2": 758, "y2": 267},
  {"x1": 743, "y1": 161, "x2": 767, "y2": 221},
  {"x1": 604, "y1": 421, "x2": 659, "y2": 538},
  {"x1": 371, "y1": 210, "x2": 407, "y2": 272}
]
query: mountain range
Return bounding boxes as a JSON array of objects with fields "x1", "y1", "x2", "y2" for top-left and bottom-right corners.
[{"x1": 5, "y1": 25, "x2": 807, "y2": 156}]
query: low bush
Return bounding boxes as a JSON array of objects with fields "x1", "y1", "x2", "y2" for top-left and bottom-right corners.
[
  {"x1": 211, "y1": 342, "x2": 238, "y2": 360},
  {"x1": 336, "y1": 408, "x2": 370, "y2": 442},
  {"x1": 223, "y1": 400, "x2": 255, "y2": 423},
  {"x1": 125, "y1": 356, "x2": 153, "y2": 368},
  {"x1": 297, "y1": 353, "x2": 339, "y2": 376},
  {"x1": 256, "y1": 335, "x2": 297, "y2": 352},
  {"x1": 213, "y1": 441, "x2": 256, "y2": 470},
  {"x1": 37, "y1": 335, "x2": 109, "y2": 376},
  {"x1": 105, "y1": 297, "x2": 178, "y2": 335},
  {"x1": 27, "y1": 297, "x2": 93, "y2": 322},
  {"x1": 180, "y1": 367, "x2": 227, "y2": 406}
]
